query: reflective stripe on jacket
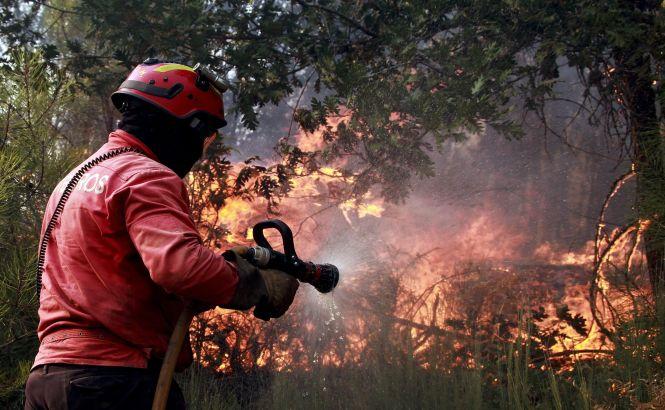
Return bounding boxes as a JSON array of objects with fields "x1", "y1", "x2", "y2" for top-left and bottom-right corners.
[{"x1": 34, "y1": 129, "x2": 238, "y2": 369}]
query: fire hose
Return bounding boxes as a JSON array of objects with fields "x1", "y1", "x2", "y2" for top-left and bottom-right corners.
[{"x1": 152, "y1": 219, "x2": 340, "y2": 409}]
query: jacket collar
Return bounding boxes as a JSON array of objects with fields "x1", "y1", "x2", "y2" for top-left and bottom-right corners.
[{"x1": 107, "y1": 129, "x2": 158, "y2": 161}]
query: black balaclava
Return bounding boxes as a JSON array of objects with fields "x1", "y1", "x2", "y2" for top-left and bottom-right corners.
[{"x1": 117, "y1": 97, "x2": 208, "y2": 178}]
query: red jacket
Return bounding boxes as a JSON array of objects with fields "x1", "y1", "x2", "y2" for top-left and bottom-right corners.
[{"x1": 34, "y1": 130, "x2": 238, "y2": 369}]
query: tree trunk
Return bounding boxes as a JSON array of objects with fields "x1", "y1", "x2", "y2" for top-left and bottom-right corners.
[{"x1": 620, "y1": 50, "x2": 664, "y2": 295}]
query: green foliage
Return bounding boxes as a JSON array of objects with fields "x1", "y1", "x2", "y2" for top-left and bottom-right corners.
[
  {"x1": 26, "y1": 0, "x2": 660, "y2": 210},
  {"x1": 0, "y1": 2, "x2": 42, "y2": 55},
  {"x1": 0, "y1": 49, "x2": 79, "y2": 405},
  {"x1": 176, "y1": 365, "x2": 240, "y2": 410},
  {"x1": 29, "y1": 0, "x2": 522, "y2": 203}
]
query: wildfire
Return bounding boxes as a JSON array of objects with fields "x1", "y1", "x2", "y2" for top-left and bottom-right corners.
[
  {"x1": 534, "y1": 241, "x2": 594, "y2": 266},
  {"x1": 189, "y1": 110, "x2": 648, "y2": 376}
]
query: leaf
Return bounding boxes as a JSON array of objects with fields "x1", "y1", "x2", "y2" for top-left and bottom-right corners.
[
  {"x1": 556, "y1": 305, "x2": 588, "y2": 337},
  {"x1": 471, "y1": 75, "x2": 485, "y2": 95}
]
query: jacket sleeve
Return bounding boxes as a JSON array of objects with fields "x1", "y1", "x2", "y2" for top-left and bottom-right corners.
[{"x1": 122, "y1": 168, "x2": 238, "y2": 306}]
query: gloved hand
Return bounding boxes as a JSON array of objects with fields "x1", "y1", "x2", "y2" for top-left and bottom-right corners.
[
  {"x1": 228, "y1": 245, "x2": 249, "y2": 258},
  {"x1": 222, "y1": 248, "x2": 299, "y2": 321},
  {"x1": 252, "y1": 269, "x2": 299, "y2": 321}
]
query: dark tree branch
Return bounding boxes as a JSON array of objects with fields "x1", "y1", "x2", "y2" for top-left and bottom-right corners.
[{"x1": 293, "y1": 0, "x2": 378, "y2": 38}]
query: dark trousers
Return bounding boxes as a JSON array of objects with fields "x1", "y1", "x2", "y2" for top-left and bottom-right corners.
[{"x1": 24, "y1": 363, "x2": 186, "y2": 410}]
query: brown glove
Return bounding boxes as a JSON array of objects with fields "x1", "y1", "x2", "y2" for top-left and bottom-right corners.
[
  {"x1": 253, "y1": 268, "x2": 299, "y2": 321},
  {"x1": 222, "y1": 247, "x2": 267, "y2": 310},
  {"x1": 222, "y1": 248, "x2": 299, "y2": 321}
]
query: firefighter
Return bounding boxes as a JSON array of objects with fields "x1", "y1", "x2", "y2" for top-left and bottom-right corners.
[{"x1": 24, "y1": 60, "x2": 299, "y2": 409}]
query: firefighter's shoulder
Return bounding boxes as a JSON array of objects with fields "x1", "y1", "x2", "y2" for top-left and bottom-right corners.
[{"x1": 97, "y1": 150, "x2": 174, "y2": 183}]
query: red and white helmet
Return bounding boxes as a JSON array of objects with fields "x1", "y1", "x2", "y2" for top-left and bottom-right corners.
[{"x1": 111, "y1": 59, "x2": 227, "y2": 128}]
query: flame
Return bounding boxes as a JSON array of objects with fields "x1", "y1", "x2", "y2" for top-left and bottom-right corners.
[
  {"x1": 216, "y1": 198, "x2": 255, "y2": 244},
  {"x1": 339, "y1": 198, "x2": 385, "y2": 223},
  {"x1": 534, "y1": 241, "x2": 594, "y2": 266}
]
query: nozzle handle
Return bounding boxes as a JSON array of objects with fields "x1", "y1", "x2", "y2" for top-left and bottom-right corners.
[{"x1": 252, "y1": 219, "x2": 297, "y2": 259}]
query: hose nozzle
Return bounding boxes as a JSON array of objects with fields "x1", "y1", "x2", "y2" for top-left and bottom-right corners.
[
  {"x1": 307, "y1": 263, "x2": 339, "y2": 293},
  {"x1": 247, "y1": 219, "x2": 340, "y2": 294},
  {"x1": 246, "y1": 246, "x2": 340, "y2": 294}
]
